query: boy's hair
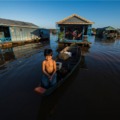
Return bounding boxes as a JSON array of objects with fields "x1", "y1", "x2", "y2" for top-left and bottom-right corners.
[{"x1": 44, "y1": 49, "x2": 53, "y2": 56}]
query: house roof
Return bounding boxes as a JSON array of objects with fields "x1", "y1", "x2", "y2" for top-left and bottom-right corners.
[
  {"x1": 0, "y1": 18, "x2": 39, "y2": 28},
  {"x1": 103, "y1": 26, "x2": 116, "y2": 31},
  {"x1": 56, "y1": 14, "x2": 94, "y2": 25}
]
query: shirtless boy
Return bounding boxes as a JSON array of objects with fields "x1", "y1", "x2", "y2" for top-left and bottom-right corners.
[{"x1": 41, "y1": 49, "x2": 57, "y2": 88}]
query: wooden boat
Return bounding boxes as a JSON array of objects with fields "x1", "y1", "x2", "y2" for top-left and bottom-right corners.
[{"x1": 34, "y1": 45, "x2": 81, "y2": 96}]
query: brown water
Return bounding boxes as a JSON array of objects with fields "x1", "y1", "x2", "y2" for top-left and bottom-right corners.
[{"x1": 0, "y1": 35, "x2": 120, "y2": 120}]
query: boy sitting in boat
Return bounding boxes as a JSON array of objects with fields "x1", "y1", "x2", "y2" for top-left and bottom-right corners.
[{"x1": 41, "y1": 49, "x2": 57, "y2": 89}]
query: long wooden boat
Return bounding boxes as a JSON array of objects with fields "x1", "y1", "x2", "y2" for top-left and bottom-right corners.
[{"x1": 34, "y1": 45, "x2": 81, "y2": 96}]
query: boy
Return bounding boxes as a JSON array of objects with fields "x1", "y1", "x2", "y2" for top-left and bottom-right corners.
[{"x1": 41, "y1": 49, "x2": 57, "y2": 88}]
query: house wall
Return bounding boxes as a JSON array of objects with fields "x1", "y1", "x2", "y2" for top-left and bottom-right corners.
[
  {"x1": 10, "y1": 27, "x2": 40, "y2": 41},
  {"x1": 57, "y1": 24, "x2": 93, "y2": 41}
]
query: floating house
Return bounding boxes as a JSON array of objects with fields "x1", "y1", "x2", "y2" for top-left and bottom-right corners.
[
  {"x1": 117, "y1": 29, "x2": 120, "y2": 37},
  {"x1": 40, "y1": 28, "x2": 50, "y2": 40},
  {"x1": 96, "y1": 26, "x2": 117, "y2": 39},
  {"x1": 0, "y1": 18, "x2": 50, "y2": 43},
  {"x1": 56, "y1": 14, "x2": 94, "y2": 44},
  {"x1": 0, "y1": 18, "x2": 40, "y2": 42}
]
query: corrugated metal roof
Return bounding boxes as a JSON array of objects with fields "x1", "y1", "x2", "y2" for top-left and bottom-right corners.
[
  {"x1": 56, "y1": 14, "x2": 94, "y2": 25},
  {"x1": 0, "y1": 18, "x2": 39, "y2": 28}
]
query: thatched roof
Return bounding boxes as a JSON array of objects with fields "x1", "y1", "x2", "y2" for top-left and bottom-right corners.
[
  {"x1": 56, "y1": 14, "x2": 94, "y2": 25},
  {"x1": 0, "y1": 18, "x2": 39, "y2": 28}
]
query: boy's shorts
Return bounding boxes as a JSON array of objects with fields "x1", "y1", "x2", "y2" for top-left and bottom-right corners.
[{"x1": 41, "y1": 74, "x2": 57, "y2": 89}]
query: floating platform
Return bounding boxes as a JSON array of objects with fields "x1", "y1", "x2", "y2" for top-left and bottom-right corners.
[
  {"x1": 1, "y1": 42, "x2": 12, "y2": 49},
  {"x1": 12, "y1": 41, "x2": 25, "y2": 47},
  {"x1": 58, "y1": 40, "x2": 91, "y2": 47},
  {"x1": 0, "y1": 38, "x2": 49, "y2": 49}
]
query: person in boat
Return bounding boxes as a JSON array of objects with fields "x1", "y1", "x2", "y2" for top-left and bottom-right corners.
[{"x1": 41, "y1": 49, "x2": 57, "y2": 89}]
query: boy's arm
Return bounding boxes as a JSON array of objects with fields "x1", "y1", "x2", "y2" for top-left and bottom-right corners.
[
  {"x1": 42, "y1": 61, "x2": 50, "y2": 77},
  {"x1": 51, "y1": 60, "x2": 56, "y2": 77}
]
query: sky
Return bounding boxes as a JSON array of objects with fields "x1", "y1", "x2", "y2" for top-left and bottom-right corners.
[{"x1": 0, "y1": 1, "x2": 120, "y2": 29}]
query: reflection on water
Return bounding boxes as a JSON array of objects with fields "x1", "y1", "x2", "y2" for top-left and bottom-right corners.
[
  {"x1": 95, "y1": 36, "x2": 120, "y2": 45},
  {"x1": 0, "y1": 43, "x2": 46, "y2": 67},
  {"x1": 50, "y1": 34, "x2": 59, "y2": 56},
  {"x1": 95, "y1": 37, "x2": 116, "y2": 45},
  {"x1": 0, "y1": 48, "x2": 15, "y2": 66}
]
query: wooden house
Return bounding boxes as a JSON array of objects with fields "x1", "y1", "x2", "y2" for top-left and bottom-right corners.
[
  {"x1": 96, "y1": 26, "x2": 117, "y2": 39},
  {"x1": 56, "y1": 14, "x2": 94, "y2": 44},
  {"x1": 0, "y1": 18, "x2": 50, "y2": 43},
  {"x1": 0, "y1": 18, "x2": 41, "y2": 42},
  {"x1": 117, "y1": 29, "x2": 120, "y2": 37}
]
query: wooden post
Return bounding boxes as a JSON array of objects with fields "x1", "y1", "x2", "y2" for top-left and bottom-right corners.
[{"x1": 82, "y1": 26, "x2": 85, "y2": 41}]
